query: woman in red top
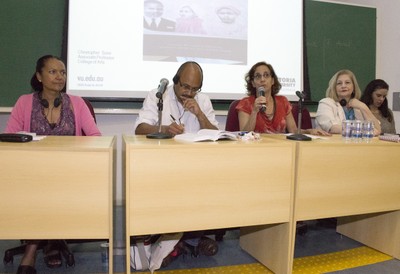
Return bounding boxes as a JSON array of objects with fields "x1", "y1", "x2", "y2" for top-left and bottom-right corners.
[{"x1": 236, "y1": 61, "x2": 328, "y2": 135}]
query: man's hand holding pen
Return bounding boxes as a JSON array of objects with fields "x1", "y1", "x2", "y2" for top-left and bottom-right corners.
[{"x1": 169, "y1": 114, "x2": 185, "y2": 135}]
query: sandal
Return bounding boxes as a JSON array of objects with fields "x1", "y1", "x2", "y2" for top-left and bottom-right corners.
[
  {"x1": 43, "y1": 241, "x2": 62, "y2": 269},
  {"x1": 198, "y1": 237, "x2": 218, "y2": 256},
  {"x1": 17, "y1": 265, "x2": 37, "y2": 274},
  {"x1": 180, "y1": 241, "x2": 199, "y2": 258},
  {"x1": 161, "y1": 241, "x2": 185, "y2": 268}
]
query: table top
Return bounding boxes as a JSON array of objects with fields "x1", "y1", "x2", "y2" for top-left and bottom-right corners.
[
  {"x1": 123, "y1": 134, "x2": 295, "y2": 148},
  {"x1": 0, "y1": 135, "x2": 115, "y2": 151}
]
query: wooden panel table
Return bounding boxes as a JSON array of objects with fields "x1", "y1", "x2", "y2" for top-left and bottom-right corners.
[
  {"x1": 123, "y1": 135, "x2": 296, "y2": 274},
  {"x1": 293, "y1": 135, "x2": 400, "y2": 260},
  {"x1": 0, "y1": 136, "x2": 116, "y2": 274}
]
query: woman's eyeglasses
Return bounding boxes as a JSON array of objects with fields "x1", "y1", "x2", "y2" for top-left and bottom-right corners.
[{"x1": 253, "y1": 72, "x2": 271, "y2": 81}]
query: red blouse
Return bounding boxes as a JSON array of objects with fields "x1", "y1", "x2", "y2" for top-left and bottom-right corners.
[{"x1": 236, "y1": 95, "x2": 292, "y2": 133}]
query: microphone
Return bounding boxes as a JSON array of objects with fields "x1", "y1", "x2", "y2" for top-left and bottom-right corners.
[
  {"x1": 296, "y1": 91, "x2": 305, "y2": 100},
  {"x1": 286, "y1": 90, "x2": 312, "y2": 141},
  {"x1": 155, "y1": 78, "x2": 169, "y2": 98},
  {"x1": 257, "y1": 86, "x2": 266, "y2": 112},
  {"x1": 339, "y1": 99, "x2": 347, "y2": 106},
  {"x1": 147, "y1": 77, "x2": 173, "y2": 139}
]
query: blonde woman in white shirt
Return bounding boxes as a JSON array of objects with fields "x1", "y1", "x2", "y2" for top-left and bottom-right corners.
[{"x1": 315, "y1": 69, "x2": 381, "y2": 135}]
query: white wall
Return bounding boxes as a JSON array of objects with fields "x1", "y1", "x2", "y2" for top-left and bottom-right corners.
[{"x1": 1, "y1": 0, "x2": 400, "y2": 204}]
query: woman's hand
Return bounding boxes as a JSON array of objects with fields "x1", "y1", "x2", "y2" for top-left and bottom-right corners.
[
  {"x1": 348, "y1": 98, "x2": 382, "y2": 135},
  {"x1": 253, "y1": 96, "x2": 266, "y2": 113},
  {"x1": 307, "y1": 128, "x2": 332, "y2": 136},
  {"x1": 348, "y1": 98, "x2": 367, "y2": 110}
]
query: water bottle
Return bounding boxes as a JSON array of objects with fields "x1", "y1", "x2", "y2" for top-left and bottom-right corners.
[
  {"x1": 362, "y1": 121, "x2": 374, "y2": 142},
  {"x1": 351, "y1": 120, "x2": 362, "y2": 142},
  {"x1": 342, "y1": 120, "x2": 353, "y2": 141}
]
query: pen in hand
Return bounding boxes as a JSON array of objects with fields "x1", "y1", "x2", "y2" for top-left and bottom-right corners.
[
  {"x1": 170, "y1": 114, "x2": 185, "y2": 135},
  {"x1": 170, "y1": 114, "x2": 180, "y2": 125}
]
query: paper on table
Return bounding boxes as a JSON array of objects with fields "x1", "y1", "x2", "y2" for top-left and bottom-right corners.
[
  {"x1": 18, "y1": 131, "x2": 47, "y2": 141},
  {"x1": 174, "y1": 129, "x2": 238, "y2": 142},
  {"x1": 304, "y1": 134, "x2": 330, "y2": 140}
]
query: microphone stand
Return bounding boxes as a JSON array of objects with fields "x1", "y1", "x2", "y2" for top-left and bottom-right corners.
[
  {"x1": 286, "y1": 94, "x2": 312, "y2": 141},
  {"x1": 146, "y1": 96, "x2": 173, "y2": 139}
]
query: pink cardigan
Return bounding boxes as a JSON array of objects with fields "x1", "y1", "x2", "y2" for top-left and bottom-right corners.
[{"x1": 5, "y1": 93, "x2": 101, "y2": 136}]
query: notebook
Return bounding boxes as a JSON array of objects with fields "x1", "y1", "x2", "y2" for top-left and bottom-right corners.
[{"x1": 378, "y1": 134, "x2": 400, "y2": 143}]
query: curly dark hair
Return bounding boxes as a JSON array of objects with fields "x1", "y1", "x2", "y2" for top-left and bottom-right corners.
[
  {"x1": 361, "y1": 79, "x2": 392, "y2": 122},
  {"x1": 244, "y1": 61, "x2": 281, "y2": 96}
]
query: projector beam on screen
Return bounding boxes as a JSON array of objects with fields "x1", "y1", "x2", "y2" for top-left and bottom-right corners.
[{"x1": 67, "y1": 0, "x2": 302, "y2": 101}]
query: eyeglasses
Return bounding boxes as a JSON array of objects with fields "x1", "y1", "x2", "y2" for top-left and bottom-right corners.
[
  {"x1": 179, "y1": 80, "x2": 201, "y2": 94},
  {"x1": 253, "y1": 72, "x2": 271, "y2": 81}
]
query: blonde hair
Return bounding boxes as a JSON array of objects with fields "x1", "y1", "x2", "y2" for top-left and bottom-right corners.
[{"x1": 325, "y1": 69, "x2": 361, "y2": 101}]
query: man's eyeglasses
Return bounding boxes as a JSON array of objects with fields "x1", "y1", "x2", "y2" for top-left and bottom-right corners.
[
  {"x1": 253, "y1": 72, "x2": 272, "y2": 81},
  {"x1": 179, "y1": 80, "x2": 201, "y2": 94}
]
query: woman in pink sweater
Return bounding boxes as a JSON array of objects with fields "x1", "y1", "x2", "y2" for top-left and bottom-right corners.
[{"x1": 5, "y1": 55, "x2": 101, "y2": 274}]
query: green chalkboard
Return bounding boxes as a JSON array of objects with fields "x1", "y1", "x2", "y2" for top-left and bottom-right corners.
[
  {"x1": 305, "y1": 0, "x2": 376, "y2": 102},
  {"x1": 0, "y1": 0, "x2": 65, "y2": 107}
]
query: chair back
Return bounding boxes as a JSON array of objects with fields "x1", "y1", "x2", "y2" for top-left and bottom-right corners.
[
  {"x1": 83, "y1": 98, "x2": 96, "y2": 123},
  {"x1": 82, "y1": 98, "x2": 97, "y2": 136},
  {"x1": 291, "y1": 103, "x2": 312, "y2": 129},
  {"x1": 225, "y1": 100, "x2": 240, "y2": 131}
]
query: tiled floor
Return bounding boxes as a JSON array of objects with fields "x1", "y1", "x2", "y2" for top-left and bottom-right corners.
[{"x1": 1, "y1": 208, "x2": 399, "y2": 273}]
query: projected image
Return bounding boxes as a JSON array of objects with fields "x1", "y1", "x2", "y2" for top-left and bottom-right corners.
[
  {"x1": 68, "y1": 0, "x2": 302, "y2": 100},
  {"x1": 175, "y1": 5, "x2": 206, "y2": 34},
  {"x1": 143, "y1": 0, "x2": 248, "y2": 64},
  {"x1": 143, "y1": 0, "x2": 176, "y2": 32},
  {"x1": 213, "y1": 5, "x2": 246, "y2": 38}
]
